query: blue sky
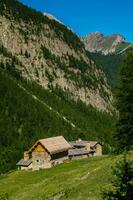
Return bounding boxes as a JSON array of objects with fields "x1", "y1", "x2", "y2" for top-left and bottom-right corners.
[{"x1": 19, "y1": 0, "x2": 133, "y2": 42}]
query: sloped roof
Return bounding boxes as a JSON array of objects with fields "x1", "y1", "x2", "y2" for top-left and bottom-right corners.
[
  {"x1": 69, "y1": 141, "x2": 100, "y2": 148},
  {"x1": 69, "y1": 141, "x2": 86, "y2": 147},
  {"x1": 89, "y1": 141, "x2": 99, "y2": 147},
  {"x1": 17, "y1": 159, "x2": 32, "y2": 167},
  {"x1": 29, "y1": 136, "x2": 71, "y2": 155},
  {"x1": 68, "y1": 148, "x2": 89, "y2": 156}
]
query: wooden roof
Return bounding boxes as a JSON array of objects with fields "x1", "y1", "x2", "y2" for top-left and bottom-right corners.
[
  {"x1": 28, "y1": 136, "x2": 71, "y2": 155},
  {"x1": 89, "y1": 141, "x2": 99, "y2": 147},
  {"x1": 69, "y1": 141, "x2": 100, "y2": 148},
  {"x1": 17, "y1": 159, "x2": 32, "y2": 167},
  {"x1": 68, "y1": 148, "x2": 89, "y2": 156}
]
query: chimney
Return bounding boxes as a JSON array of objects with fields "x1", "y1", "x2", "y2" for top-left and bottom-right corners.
[
  {"x1": 77, "y1": 138, "x2": 82, "y2": 142},
  {"x1": 24, "y1": 151, "x2": 29, "y2": 161},
  {"x1": 86, "y1": 143, "x2": 91, "y2": 151}
]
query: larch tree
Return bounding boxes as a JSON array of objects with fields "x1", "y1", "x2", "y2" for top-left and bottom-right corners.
[
  {"x1": 103, "y1": 154, "x2": 133, "y2": 200},
  {"x1": 115, "y1": 51, "x2": 133, "y2": 152}
]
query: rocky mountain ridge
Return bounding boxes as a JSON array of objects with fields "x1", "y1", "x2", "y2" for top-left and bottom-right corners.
[
  {"x1": 81, "y1": 32, "x2": 130, "y2": 55},
  {"x1": 0, "y1": 0, "x2": 113, "y2": 112}
]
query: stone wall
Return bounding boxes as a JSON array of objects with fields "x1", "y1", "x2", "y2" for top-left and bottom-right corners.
[
  {"x1": 94, "y1": 144, "x2": 102, "y2": 156},
  {"x1": 20, "y1": 163, "x2": 32, "y2": 170},
  {"x1": 69, "y1": 155, "x2": 88, "y2": 160},
  {"x1": 51, "y1": 156, "x2": 69, "y2": 166},
  {"x1": 32, "y1": 151, "x2": 51, "y2": 171},
  {"x1": 51, "y1": 151, "x2": 69, "y2": 166}
]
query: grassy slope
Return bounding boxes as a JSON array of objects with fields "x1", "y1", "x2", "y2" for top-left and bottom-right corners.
[{"x1": 0, "y1": 154, "x2": 132, "y2": 200}]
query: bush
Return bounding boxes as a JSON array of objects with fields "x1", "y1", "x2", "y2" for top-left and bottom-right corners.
[
  {"x1": 0, "y1": 193, "x2": 9, "y2": 200},
  {"x1": 102, "y1": 154, "x2": 133, "y2": 200}
]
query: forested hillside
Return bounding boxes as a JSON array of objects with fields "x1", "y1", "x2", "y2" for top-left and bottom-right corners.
[
  {"x1": 0, "y1": 68, "x2": 80, "y2": 173},
  {"x1": 0, "y1": 68, "x2": 116, "y2": 173},
  {"x1": 90, "y1": 53, "x2": 122, "y2": 87}
]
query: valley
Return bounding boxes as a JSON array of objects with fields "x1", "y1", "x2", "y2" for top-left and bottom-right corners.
[
  {"x1": 0, "y1": 1, "x2": 133, "y2": 199},
  {"x1": 0, "y1": 0, "x2": 116, "y2": 174}
]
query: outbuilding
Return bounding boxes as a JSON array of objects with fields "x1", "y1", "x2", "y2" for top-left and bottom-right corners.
[{"x1": 68, "y1": 139, "x2": 102, "y2": 159}]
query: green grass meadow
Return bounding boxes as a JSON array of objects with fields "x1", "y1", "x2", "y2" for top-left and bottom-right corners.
[{"x1": 1, "y1": 154, "x2": 130, "y2": 200}]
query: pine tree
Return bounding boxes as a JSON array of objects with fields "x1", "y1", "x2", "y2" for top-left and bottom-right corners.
[
  {"x1": 103, "y1": 154, "x2": 133, "y2": 200},
  {"x1": 115, "y1": 51, "x2": 133, "y2": 152}
]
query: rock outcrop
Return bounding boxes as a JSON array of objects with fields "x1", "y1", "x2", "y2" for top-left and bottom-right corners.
[
  {"x1": 0, "y1": 0, "x2": 113, "y2": 112},
  {"x1": 81, "y1": 32, "x2": 127, "y2": 55}
]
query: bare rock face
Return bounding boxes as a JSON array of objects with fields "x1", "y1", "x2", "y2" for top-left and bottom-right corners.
[
  {"x1": 82, "y1": 32, "x2": 125, "y2": 55},
  {"x1": 0, "y1": 0, "x2": 114, "y2": 112},
  {"x1": 112, "y1": 34, "x2": 125, "y2": 46}
]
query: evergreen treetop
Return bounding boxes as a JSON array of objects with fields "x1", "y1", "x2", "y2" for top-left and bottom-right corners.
[{"x1": 115, "y1": 51, "x2": 133, "y2": 152}]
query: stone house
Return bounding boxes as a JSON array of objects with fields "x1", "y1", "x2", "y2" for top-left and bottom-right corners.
[
  {"x1": 17, "y1": 136, "x2": 71, "y2": 171},
  {"x1": 68, "y1": 139, "x2": 102, "y2": 160}
]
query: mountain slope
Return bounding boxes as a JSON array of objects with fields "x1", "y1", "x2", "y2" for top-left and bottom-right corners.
[
  {"x1": 0, "y1": 68, "x2": 115, "y2": 173},
  {"x1": 0, "y1": 68, "x2": 82, "y2": 173},
  {"x1": 90, "y1": 53, "x2": 122, "y2": 87},
  {"x1": 82, "y1": 32, "x2": 130, "y2": 55},
  {"x1": 0, "y1": 154, "x2": 132, "y2": 200},
  {"x1": 0, "y1": 0, "x2": 113, "y2": 112},
  {"x1": 0, "y1": 0, "x2": 116, "y2": 174},
  {"x1": 43, "y1": 12, "x2": 64, "y2": 25}
]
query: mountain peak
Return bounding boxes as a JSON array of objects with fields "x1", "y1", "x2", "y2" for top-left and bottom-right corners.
[
  {"x1": 82, "y1": 32, "x2": 126, "y2": 55},
  {"x1": 89, "y1": 32, "x2": 104, "y2": 37}
]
